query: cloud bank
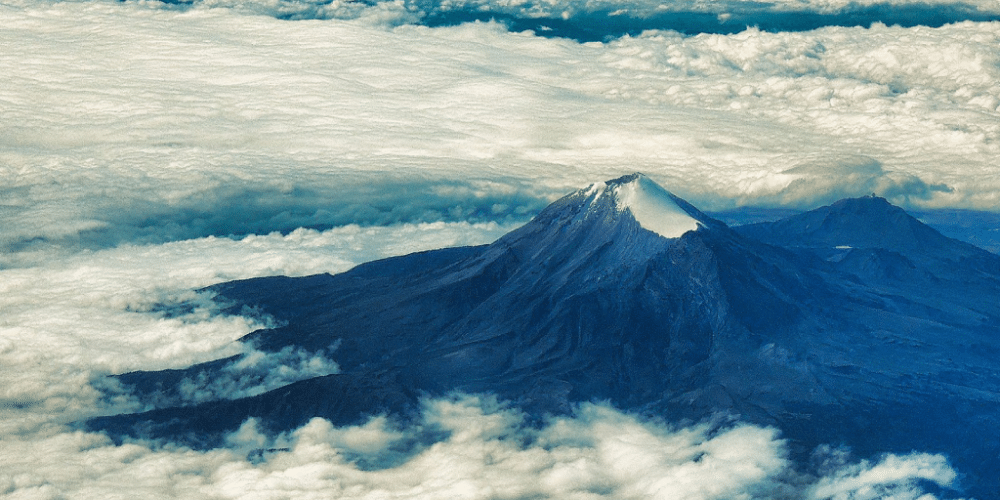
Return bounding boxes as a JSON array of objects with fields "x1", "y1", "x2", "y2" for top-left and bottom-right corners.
[
  {"x1": 0, "y1": 395, "x2": 963, "y2": 500},
  {"x1": 0, "y1": 176, "x2": 545, "y2": 265},
  {"x1": 2, "y1": 1, "x2": 998, "y2": 259}
]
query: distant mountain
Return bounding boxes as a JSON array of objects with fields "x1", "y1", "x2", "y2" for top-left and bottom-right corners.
[
  {"x1": 737, "y1": 195, "x2": 1000, "y2": 312},
  {"x1": 736, "y1": 195, "x2": 999, "y2": 267},
  {"x1": 89, "y1": 174, "x2": 1000, "y2": 498}
]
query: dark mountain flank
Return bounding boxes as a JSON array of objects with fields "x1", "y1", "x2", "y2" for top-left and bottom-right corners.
[{"x1": 90, "y1": 174, "x2": 1000, "y2": 498}]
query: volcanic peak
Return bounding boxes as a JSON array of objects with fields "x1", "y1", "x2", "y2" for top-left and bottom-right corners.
[{"x1": 585, "y1": 173, "x2": 702, "y2": 239}]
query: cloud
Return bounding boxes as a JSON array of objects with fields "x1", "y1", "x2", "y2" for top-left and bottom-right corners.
[
  {"x1": 167, "y1": 345, "x2": 342, "y2": 406},
  {"x1": 0, "y1": 176, "x2": 547, "y2": 264},
  {"x1": 807, "y1": 447, "x2": 959, "y2": 500},
  {"x1": 736, "y1": 155, "x2": 953, "y2": 208},
  {"x1": 0, "y1": 394, "x2": 962, "y2": 500},
  {"x1": 3, "y1": 1, "x2": 998, "y2": 238}
]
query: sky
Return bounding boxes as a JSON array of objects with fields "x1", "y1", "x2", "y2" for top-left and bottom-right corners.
[{"x1": 1, "y1": 0, "x2": 998, "y2": 497}]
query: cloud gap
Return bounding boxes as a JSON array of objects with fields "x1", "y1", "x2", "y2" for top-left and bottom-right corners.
[
  {"x1": 421, "y1": 3, "x2": 1000, "y2": 41},
  {"x1": 117, "y1": 0, "x2": 1000, "y2": 40}
]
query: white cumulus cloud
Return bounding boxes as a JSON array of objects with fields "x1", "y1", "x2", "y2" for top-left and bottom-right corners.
[{"x1": 0, "y1": 395, "x2": 962, "y2": 500}]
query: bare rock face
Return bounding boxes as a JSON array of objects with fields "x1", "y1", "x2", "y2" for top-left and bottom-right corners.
[{"x1": 90, "y1": 174, "x2": 1000, "y2": 498}]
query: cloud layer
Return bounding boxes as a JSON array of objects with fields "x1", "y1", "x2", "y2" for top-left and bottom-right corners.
[
  {"x1": 2, "y1": 0, "x2": 999, "y2": 260},
  {"x1": 0, "y1": 395, "x2": 962, "y2": 500}
]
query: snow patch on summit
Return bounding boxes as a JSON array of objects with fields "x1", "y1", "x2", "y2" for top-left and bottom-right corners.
[{"x1": 612, "y1": 175, "x2": 701, "y2": 238}]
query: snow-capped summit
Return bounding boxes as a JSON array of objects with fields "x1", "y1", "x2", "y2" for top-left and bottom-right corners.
[
  {"x1": 478, "y1": 173, "x2": 723, "y2": 273},
  {"x1": 589, "y1": 173, "x2": 702, "y2": 239}
]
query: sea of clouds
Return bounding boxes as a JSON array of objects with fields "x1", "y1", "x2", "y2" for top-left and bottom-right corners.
[
  {"x1": 1, "y1": 394, "x2": 963, "y2": 500},
  {"x1": 1, "y1": 0, "x2": 997, "y2": 497}
]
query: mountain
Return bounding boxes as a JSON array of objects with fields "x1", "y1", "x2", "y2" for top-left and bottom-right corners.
[
  {"x1": 89, "y1": 174, "x2": 1000, "y2": 498},
  {"x1": 737, "y1": 194, "x2": 1000, "y2": 271},
  {"x1": 737, "y1": 194, "x2": 1000, "y2": 312}
]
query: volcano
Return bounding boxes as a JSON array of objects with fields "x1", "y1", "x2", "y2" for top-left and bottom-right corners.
[{"x1": 90, "y1": 174, "x2": 1000, "y2": 498}]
